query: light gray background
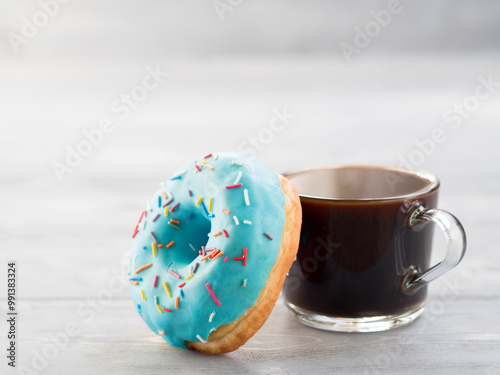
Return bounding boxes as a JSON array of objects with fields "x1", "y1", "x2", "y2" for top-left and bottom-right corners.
[{"x1": 1, "y1": 1, "x2": 499, "y2": 374}]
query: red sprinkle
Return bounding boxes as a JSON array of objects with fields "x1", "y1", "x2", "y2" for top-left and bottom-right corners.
[
  {"x1": 206, "y1": 283, "x2": 221, "y2": 306},
  {"x1": 168, "y1": 269, "x2": 181, "y2": 279},
  {"x1": 163, "y1": 308, "x2": 171, "y2": 312},
  {"x1": 225, "y1": 183, "x2": 243, "y2": 189},
  {"x1": 243, "y1": 247, "x2": 247, "y2": 266},
  {"x1": 204, "y1": 153, "x2": 212, "y2": 159},
  {"x1": 178, "y1": 283, "x2": 186, "y2": 288},
  {"x1": 222, "y1": 229, "x2": 229, "y2": 237},
  {"x1": 210, "y1": 249, "x2": 220, "y2": 259},
  {"x1": 132, "y1": 228, "x2": 139, "y2": 238},
  {"x1": 195, "y1": 163, "x2": 202, "y2": 172},
  {"x1": 264, "y1": 232, "x2": 273, "y2": 240},
  {"x1": 233, "y1": 256, "x2": 244, "y2": 261},
  {"x1": 153, "y1": 275, "x2": 159, "y2": 287}
]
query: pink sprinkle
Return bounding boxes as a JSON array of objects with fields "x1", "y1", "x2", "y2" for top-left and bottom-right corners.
[
  {"x1": 204, "y1": 153, "x2": 212, "y2": 159},
  {"x1": 188, "y1": 189, "x2": 193, "y2": 197},
  {"x1": 223, "y1": 256, "x2": 228, "y2": 262},
  {"x1": 150, "y1": 231, "x2": 158, "y2": 243},
  {"x1": 152, "y1": 214, "x2": 160, "y2": 222},
  {"x1": 153, "y1": 275, "x2": 158, "y2": 287},
  {"x1": 168, "y1": 269, "x2": 181, "y2": 279},
  {"x1": 225, "y1": 183, "x2": 243, "y2": 189},
  {"x1": 206, "y1": 283, "x2": 221, "y2": 306},
  {"x1": 192, "y1": 263, "x2": 199, "y2": 274},
  {"x1": 222, "y1": 229, "x2": 229, "y2": 237},
  {"x1": 264, "y1": 232, "x2": 273, "y2": 241}
]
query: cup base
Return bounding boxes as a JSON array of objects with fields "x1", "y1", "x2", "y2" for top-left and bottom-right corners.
[{"x1": 285, "y1": 301, "x2": 425, "y2": 333}]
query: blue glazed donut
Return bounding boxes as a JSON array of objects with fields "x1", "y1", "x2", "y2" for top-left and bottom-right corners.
[{"x1": 129, "y1": 152, "x2": 301, "y2": 353}]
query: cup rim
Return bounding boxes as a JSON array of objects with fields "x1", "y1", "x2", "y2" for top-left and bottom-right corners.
[{"x1": 283, "y1": 165, "x2": 440, "y2": 202}]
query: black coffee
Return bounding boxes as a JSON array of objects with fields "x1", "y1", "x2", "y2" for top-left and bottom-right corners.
[{"x1": 283, "y1": 166, "x2": 438, "y2": 318}]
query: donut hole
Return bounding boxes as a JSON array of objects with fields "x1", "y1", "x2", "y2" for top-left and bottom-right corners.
[{"x1": 172, "y1": 211, "x2": 212, "y2": 267}]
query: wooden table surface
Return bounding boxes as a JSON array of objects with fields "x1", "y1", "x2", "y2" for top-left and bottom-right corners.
[{"x1": 1, "y1": 51, "x2": 500, "y2": 374}]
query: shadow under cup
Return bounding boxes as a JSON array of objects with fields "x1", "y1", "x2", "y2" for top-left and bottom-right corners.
[{"x1": 283, "y1": 166, "x2": 466, "y2": 332}]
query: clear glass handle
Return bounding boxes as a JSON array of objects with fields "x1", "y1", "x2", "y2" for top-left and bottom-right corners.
[{"x1": 405, "y1": 204, "x2": 467, "y2": 289}]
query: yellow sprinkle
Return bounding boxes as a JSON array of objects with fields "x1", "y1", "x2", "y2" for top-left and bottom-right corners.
[
  {"x1": 156, "y1": 304, "x2": 163, "y2": 313},
  {"x1": 166, "y1": 240, "x2": 175, "y2": 248},
  {"x1": 222, "y1": 209, "x2": 230, "y2": 214},
  {"x1": 163, "y1": 281, "x2": 171, "y2": 297},
  {"x1": 141, "y1": 289, "x2": 145, "y2": 301},
  {"x1": 209, "y1": 198, "x2": 213, "y2": 212},
  {"x1": 152, "y1": 242, "x2": 157, "y2": 257},
  {"x1": 164, "y1": 206, "x2": 169, "y2": 216},
  {"x1": 201, "y1": 160, "x2": 207, "y2": 164},
  {"x1": 196, "y1": 197, "x2": 203, "y2": 206},
  {"x1": 185, "y1": 273, "x2": 194, "y2": 280}
]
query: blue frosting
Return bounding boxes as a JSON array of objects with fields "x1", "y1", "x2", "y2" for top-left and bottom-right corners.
[{"x1": 129, "y1": 152, "x2": 286, "y2": 348}]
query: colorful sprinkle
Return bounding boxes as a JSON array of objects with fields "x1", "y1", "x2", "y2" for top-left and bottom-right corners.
[
  {"x1": 242, "y1": 279, "x2": 247, "y2": 288},
  {"x1": 209, "y1": 311, "x2": 215, "y2": 322},
  {"x1": 201, "y1": 201, "x2": 210, "y2": 217},
  {"x1": 223, "y1": 256, "x2": 228, "y2": 262},
  {"x1": 225, "y1": 183, "x2": 243, "y2": 189},
  {"x1": 158, "y1": 330, "x2": 166, "y2": 335},
  {"x1": 163, "y1": 281, "x2": 171, "y2": 297},
  {"x1": 196, "y1": 197, "x2": 203, "y2": 206},
  {"x1": 178, "y1": 282, "x2": 186, "y2": 288},
  {"x1": 150, "y1": 231, "x2": 158, "y2": 243},
  {"x1": 161, "y1": 191, "x2": 168, "y2": 199},
  {"x1": 222, "y1": 229, "x2": 229, "y2": 237},
  {"x1": 210, "y1": 249, "x2": 220, "y2": 259},
  {"x1": 243, "y1": 220, "x2": 252, "y2": 225},
  {"x1": 129, "y1": 277, "x2": 143, "y2": 281},
  {"x1": 192, "y1": 263, "x2": 199, "y2": 273},
  {"x1": 132, "y1": 228, "x2": 139, "y2": 238},
  {"x1": 152, "y1": 242, "x2": 157, "y2": 257},
  {"x1": 209, "y1": 198, "x2": 213, "y2": 212},
  {"x1": 188, "y1": 189, "x2": 193, "y2": 197},
  {"x1": 206, "y1": 283, "x2": 221, "y2": 306},
  {"x1": 180, "y1": 289, "x2": 184, "y2": 298},
  {"x1": 185, "y1": 273, "x2": 194, "y2": 280},
  {"x1": 205, "y1": 164, "x2": 214, "y2": 170},
  {"x1": 200, "y1": 253, "x2": 212, "y2": 262},
  {"x1": 164, "y1": 206, "x2": 169, "y2": 217},
  {"x1": 204, "y1": 153, "x2": 212, "y2": 159},
  {"x1": 233, "y1": 171, "x2": 243, "y2": 185},
  {"x1": 153, "y1": 275, "x2": 159, "y2": 287},
  {"x1": 141, "y1": 289, "x2": 145, "y2": 301},
  {"x1": 170, "y1": 175, "x2": 181, "y2": 181},
  {"x1": 168, "y1": 222, "x2": 181, "y2": 230},
  {"x1": 232, "y1": 161, "x2": 242, "y2": 166},
  {"x1": 222, "y1": 209, "x2": 230, "y2": 214},
  {"x1": 196, "y1": 334, "x2": 207, "y2": 343},
  {"x1": 195, "y1": 163, "x2": 202, "y2": 172},
  {"x1": 233, "y1": 216, "x2": 240, "y2": 225},
  {"x1": 135, "y1": 263, "x2": 153, "y2": 274},
  {"x1": 170, "y1": 202, "x2": 180, "y2": 212},
  {"x1": 243, "y1": 247, "x2": 247, "y2": 266},
  {"x1": 152, "y1": 213, "x2": 160, "y2": 222},
  {"x1": 154, "y1": 296, "x2": 159, "y2": 305},
  {"x1": 213, "y1": 251, "x2": 225, "y2": 260},
  {"x1": 189, "y1": 243, "x2": 196, "y2": 252},
  {"x1": 130, "y1": 281, "x2": 138, "y2": 285},
  {"x1": 175, "y1": 296, "x2": 179, "y2": 309},
  {"x1": 158, "y1": 196, "x2": 162, "y2": 207},
  {"x1": 244, "y1": 189, "x2": 250, "y2": 206},
  {"x1": 163, "y1": 197, "x2": 173, "y2": 207},
  {"x1": 213, "y1": 231, "x2": 222, "y2": 237},
  {"x1": 163, "y1": 308, "x2": 171, "y2": 313},
  {"x1": 156, "y1": 304, "x2": 162, "y2": 313},
  {"x1": 168, "y1": 269, "x2": 181, "y2": 279},
  {"x1": 166, "y1": 240, "x2": 175, "y2": 248},
  {"x1": 170, "y1": 218, "x2": 180, "y2": 224},
  {"x1": 264, "y1": 232, "x2": 273, "y2": 240}
]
